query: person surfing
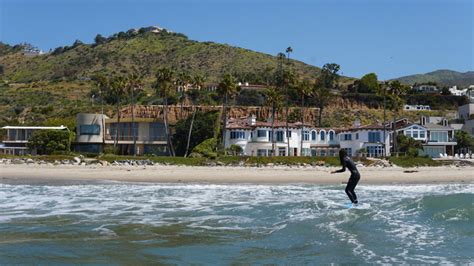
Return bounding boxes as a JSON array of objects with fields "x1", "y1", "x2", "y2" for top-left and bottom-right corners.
[{"x1": 331, "y1": 149, "x2": 360, "y2": 206}]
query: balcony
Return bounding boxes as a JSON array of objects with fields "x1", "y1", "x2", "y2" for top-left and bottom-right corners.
[{"x1": 104, "y1": 134, "x2": 166, "y2": 142}]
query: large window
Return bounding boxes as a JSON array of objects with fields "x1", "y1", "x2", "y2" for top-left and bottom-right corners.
[
  {"x1": 311, "y1": 131, "x2": 317, "y2": 141},
  {"x1": 329, "y1": 131, "x2": 334, "y2": 141},
  {"x1": 257, "y1": 130, "x2": 267, "y2": 138},
  {"x1": 149, "y1": 123, "x2": 165, "y2": 141},
  {"x1": 320, "y1": 131, "x2": 325, "y2": 141},
  {"x1": 368, "y1": 132, "x2": 381, "y2": 142},
  {"x1": 257, "y1": 149, "x2": 267, "y2": 156},
  {"x1": 342, "y1": 134, "x2": 352, "y2": 141},
  {"x1": 430, "y1": 131, "x2": 448, "y2": 142},
  {"x1": 367, "y1": 146, "x2": 384, "y2": 157},
  {"x1": 230, "y1": 131, "x2": 245, "y2": 139},
  {"x1": 80, "y1": 125, "x2": 100, "y2": 135},
  {"x1": 276, "y1": 131, "x2": 284, "y2": 142},
  {"x1": 303, "y1": 130, "x2": 310, "y2": 141}
]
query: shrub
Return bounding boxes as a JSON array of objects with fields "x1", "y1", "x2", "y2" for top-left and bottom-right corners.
[
  {"x1": 192, "y1": 138, "x2": 218, "y2": 158},
  {"x1": 27, "y1": 130, "x2": 74, "y2": 155}
]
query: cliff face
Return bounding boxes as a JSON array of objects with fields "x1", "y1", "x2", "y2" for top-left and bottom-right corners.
[{"x1": 117, "y1": 105, "x2": 321, "y2": 125}]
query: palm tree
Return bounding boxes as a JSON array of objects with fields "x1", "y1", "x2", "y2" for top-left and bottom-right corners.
[
  {"x1": 296, "y1": 80, "x2": 312, "y2": 156},
  {"x1": 110, "y1": 75, "x2": 127, "y2": 149},
  {"x1": 285, "y1": 47, "x2": 293, "y2": 155},
  {"x1": 155, "y1": 68, "x2": 176, "y2": 156},
  {"x1": 313, "y1": 63, "x2": 340, "y2": 127},
  {"x1": 184, "y1": 74, "x2": 206, "y2": 157},
  {"x1": 94, "y1": 73, "x2": 108, "y2": 145},
  {"x1": 126, "y1": 70, "x2": 143, "y2": 156},
  {"x1": 264, "y1": 86, "x2": 284, "y2": 156},
  {"x1": 386, "y1": 80, "x2": 408, "y2": 155},
  {"x1": 176, "y1": 72, "x2": 191, "y2": 119},
  {"x1": 217, "y1": 73, "x2": 239, "y2": 152}
]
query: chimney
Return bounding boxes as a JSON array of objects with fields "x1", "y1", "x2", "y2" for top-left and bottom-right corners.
[
  {"x1": 420, "y1": 116, "x2": 426, "y2": 126},
  {"x1": 354, "y1": 118, "x2": 361, "y2": 128},
  {"x1": 442, "y1": 118, "x2": 448, "y2": 127},
  {"x1": 248, "y1": 114, "x2": 256, "y2": 126}
]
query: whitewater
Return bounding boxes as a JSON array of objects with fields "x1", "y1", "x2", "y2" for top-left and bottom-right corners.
[{"x1": 0, "y1": 183, "x2": 472, "y2": 264}]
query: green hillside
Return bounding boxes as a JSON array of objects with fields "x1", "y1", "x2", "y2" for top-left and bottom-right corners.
[
  {"x1": 0, "y1": 28, "x2": 335, "y2": 84},
  {"x1": 394, "y1": 69, "x2": 474, "y2": 87}
]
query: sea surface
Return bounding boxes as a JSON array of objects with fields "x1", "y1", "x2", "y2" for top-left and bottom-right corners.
[{"x1": 0, "y1": 182, "x2": 473, "y2": 264}]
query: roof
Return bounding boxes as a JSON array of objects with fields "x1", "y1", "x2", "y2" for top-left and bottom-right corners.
[
  {"x1": 226, "y1": 118, "x2": 341, "y2": 132},
  {"x1": 338, "y1": 123, "x2": 386, "y2": 133},
  {"x1": 2, "y1": 125, "x2": 68, "y2": 130},
  {"x1": 423, "y1": 123, "x2": 453, "y2": 130}
]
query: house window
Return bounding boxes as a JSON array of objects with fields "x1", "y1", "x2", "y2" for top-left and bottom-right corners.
[
  {"x1": 257, "y1": 149, "x2": 267, "y2": 157},
  {"x1": 320, "y1": 131, "x2": 325, "y2": 141},
  {"x1": 342, "y1": 148, "x2": 352, "y2": 156},
  {"x1": 278, "y1": 147, "x2": 286, "y2": 156},
  {"x1": 329, "y1": 131, "x2": 334, "y2": 141},
  {"x1": 80, "y1": 125, "x2": 100, "y2": 135},
  {"x1": 301, "y1": 148, "x2": 311, "y2": 156},
  {"x1": 342, "y1": 134, "x2": 352, "y2": 141},
  {"x1": 355, "y1": 133, "x2": 359, "y2": 140},
  {"x1": 230, "y1": 131, "x2": 245, "y2": 139},
  {"x1": 311, "y1": 131, "x2": 317, "y2": 141},
  {"x1": 303, "y1": 131, "x2": 310, "y2": 141},
  {"x1": 257, "y1": 130, "x2": 267, "y2": 138},
  {"x1": 419, "y1": 131, "x2": 425, "y2": 138},
  {"x1": 287, "y1": 131, "x2": 292, "y2": 138},
  {"x1": 276, "y1": 131, "x2": 284, "y2": 142},
  {"x1": 367, "y1": 146, "x2": 384, "y2": 157},
  {"x1": 368, "y1": 132, "x2": 381, "y2": 142},
  {"x1": 430, "y1": 131, "x2": 448, "y2": 142}
]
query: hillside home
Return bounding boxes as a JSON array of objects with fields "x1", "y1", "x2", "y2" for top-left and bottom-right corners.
[
  {"x1": 412, "y1": 85, "x2": 439, "y2": 94},
  {"x1": 0, "y1": 125, "x2": 68, "y2": 155},
  {"x1": 404, "y1": 104, "x2": 431, "y2": 111}
]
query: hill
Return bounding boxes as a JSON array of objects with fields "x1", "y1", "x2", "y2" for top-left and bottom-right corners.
[
  {"x1": 0, "y1": 27, "x2": 344, "y2": 84},
  {"x1": 394, "y1": 69, "x2": 474, "y2": 87}
]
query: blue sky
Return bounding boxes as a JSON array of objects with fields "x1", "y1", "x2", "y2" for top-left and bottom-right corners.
[{"x1": 1, "y1": 0, "x2": 472, "y2": 79}]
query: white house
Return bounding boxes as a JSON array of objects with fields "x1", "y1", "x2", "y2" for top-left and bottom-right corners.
[
  {"x1": 404, "y1": 104, "x2": 431, "y2": 111},
  {"x1": 338, "y1": 123, "x2": 391, "y2": 157},
  {"x1": 412, "y1": 85, "x2": 439, "y2": 94},
  {"x1": 225, "y1": 116, "x2": 390, "y2": 158}
]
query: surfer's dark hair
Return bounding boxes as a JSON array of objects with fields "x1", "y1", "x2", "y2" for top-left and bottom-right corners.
[{"x1": 339, "y1": 149, "x2": 348, "y2": 164}]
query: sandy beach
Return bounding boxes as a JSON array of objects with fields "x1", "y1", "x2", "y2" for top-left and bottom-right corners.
[{"x1": 1, "y1": 164, "x2": 473, "y2": 185}]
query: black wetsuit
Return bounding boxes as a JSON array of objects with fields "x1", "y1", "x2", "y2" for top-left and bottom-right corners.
[{"x1": 335, "y1": 156, "x2": 360, "y2": 204}]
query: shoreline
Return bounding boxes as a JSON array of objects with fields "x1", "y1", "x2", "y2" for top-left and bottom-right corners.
[{"x1": 1, "y1": 164, "x2": 473, "y2": 185}]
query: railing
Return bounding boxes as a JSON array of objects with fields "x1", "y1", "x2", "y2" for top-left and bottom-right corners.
[{"x1": 104, "y1": 135, "x2": 166, "y2": 141}]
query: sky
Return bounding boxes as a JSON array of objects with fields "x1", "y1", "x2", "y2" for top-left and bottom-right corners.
[{"x1": 0, "y1": 0, "x2": 473, "y2": 80}]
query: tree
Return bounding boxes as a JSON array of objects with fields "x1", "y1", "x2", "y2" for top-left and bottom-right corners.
[
  {"x1": 454, "y1": 130, "x2": 474, "y2": 154},
  {"x1": 176, "y1": 72, "x2": 191, "y2": 119},
  {"x1": 296, "y1": 80, "x2": 312, "y2": 155},
  {"x1": 312, "y1": 63, "x2": 340, "y2": 127},
  {"x1": 397, "y1": 134, "x2": 422, "y2": 157},
  {"x1": 126, "y1": 70, "x2": 143, "y2": 156},
  {"x1": 94, "y1": 34, "x2": 107, "y2": 45},
  {"x1": 174, "y1": 111, "x2": 219, "y2": 156},
  {"x1": 441, "y1": 87, "x2": 451, "y2": 96},
  {"x1": 264, "y1": 86, "x2": 284, "y2": 156},
  {"x1": 357, "y1": 73, "x2": 379, "y2": 93},
  {"x1": 217, "y1": 73, "x2": 239, "y2": 152},
  {"x1": 155, "y1": 68, "x2": 176, "y2": 156},
  {"x1": 386, "y1": 80, "x2": 409, "y2": 154},
  {"x1": 27, "y1": 130, "x2": 74, "y2": 155},
  {"x1": 183, "y1": 74, "x2": 206, "y2": 157},
  {"x1": 109, "y1": 75, "x2": 127, "y2": 149}
]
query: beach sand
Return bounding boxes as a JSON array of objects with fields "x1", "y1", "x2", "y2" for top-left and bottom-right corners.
[{"x1": 1, "y1": 164, "x2": 473, "y2": 185}]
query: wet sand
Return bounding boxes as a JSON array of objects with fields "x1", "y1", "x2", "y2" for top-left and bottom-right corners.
[{"x1": 1, "y1": 164, "x2": 473, "y2": 185}]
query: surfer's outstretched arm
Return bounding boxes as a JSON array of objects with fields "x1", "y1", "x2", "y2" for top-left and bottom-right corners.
[{"x1": 331, "y1": 159, "x2": 346, "y2": 174}]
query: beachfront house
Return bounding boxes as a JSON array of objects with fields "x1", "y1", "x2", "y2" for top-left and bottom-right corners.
[
  {"x1": 0, "y1": 125, "x2": 68, "y2": 155},
  {"x1": 104, "y1": 117, "x2": 168, "y2": 156},
  {"x1": 338, "y1": 121, "x2": 391, "y2": 158},
  {"x1": 225, "y1": 116, "x2": 305, "y2": 156},
  {"x1": 396, "y1": 116, "x2": 457, "y2": 158},
  {"x1": 74, "y1": 113, "x2": 108, "y2": 154}
]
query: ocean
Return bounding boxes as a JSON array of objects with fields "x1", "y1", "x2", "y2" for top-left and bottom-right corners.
[{"x1": 0, "y1": 182, "x2": 472, "y2": 264}]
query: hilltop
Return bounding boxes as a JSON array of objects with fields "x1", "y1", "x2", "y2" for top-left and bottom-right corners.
[
  {"x1": 0, "y1": 26, "x2": 341, "y2": 84},
  {"x1": 394, "y1": 69, "x2": 474, "y2": 87}
]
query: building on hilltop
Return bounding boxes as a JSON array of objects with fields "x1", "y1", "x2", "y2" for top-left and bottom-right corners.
[
  {"x1": 412, "y1": 85, "x2": 439, "y2": 94},
  {"x1": 404, "y1": 104, "x2": 431, "y2": 111}
]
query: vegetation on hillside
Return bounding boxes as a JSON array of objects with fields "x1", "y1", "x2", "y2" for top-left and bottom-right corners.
[{"x1": 394, "y1": 69, "x2": 474, "y2": 87}]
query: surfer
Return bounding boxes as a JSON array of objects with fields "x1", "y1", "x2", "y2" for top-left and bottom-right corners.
[{"x1": 331, "y1": 149, "x2": 360, "y2": 205}]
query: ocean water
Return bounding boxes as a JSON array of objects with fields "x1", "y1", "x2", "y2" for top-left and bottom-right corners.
[{"x1": 0, "y1": 182, "x2": 472, "y2": 264}]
